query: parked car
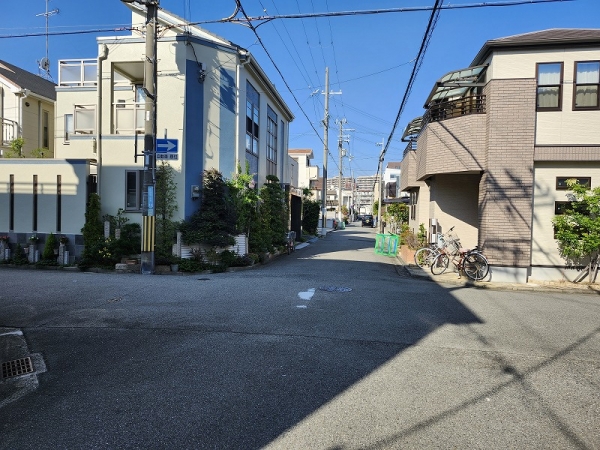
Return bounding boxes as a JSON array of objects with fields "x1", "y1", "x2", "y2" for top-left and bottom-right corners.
[{"x1": 362, "y1": 214, "x2": 374, "y2": 227}]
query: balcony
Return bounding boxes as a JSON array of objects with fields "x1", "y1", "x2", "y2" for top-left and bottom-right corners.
[
  {"x1": 114, "y1": 102, "x2": 145, "y2": 134},
  {"x1": 1, "y1": 117, "x2": 18, "y2": 146},
  {"x1": 423, "y1": 94, "x2": 486, "y2": 125},
  {"x1": 59, "y1": 59, "x2": 97, "y2": 87}
]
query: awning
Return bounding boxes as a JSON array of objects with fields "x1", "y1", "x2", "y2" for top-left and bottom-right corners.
[{"x1": 424, "y1": 64, "x2": 488, "y2": 107}]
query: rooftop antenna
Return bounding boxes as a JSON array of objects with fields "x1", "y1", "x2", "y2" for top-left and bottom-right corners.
[{"x1": 36, "y1": 0, "x2": 59, "y2": 80}]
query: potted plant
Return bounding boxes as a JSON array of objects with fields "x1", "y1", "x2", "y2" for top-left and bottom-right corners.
[
  {"x1": 29, "y1": 234, "x2": 39, "y2": 244},
  {"x1": 0, "y1": 235, "x2": 9, "y2": 244},
  {"x1": 59, "y1": 235, "x2": 69, "y2": 245}
]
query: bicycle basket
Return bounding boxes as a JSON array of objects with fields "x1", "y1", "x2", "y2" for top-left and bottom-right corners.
[{"x1": 445, "y1": 240, "x2": 461, "y2": 256}]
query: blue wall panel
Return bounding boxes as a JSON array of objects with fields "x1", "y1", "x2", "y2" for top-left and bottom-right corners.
[
  {"x1": 219, "y1": 67, "x2": 236, "y2": 178},
  {"x1": 184, "y1": 59, "x2": 205, "y2": 219}
]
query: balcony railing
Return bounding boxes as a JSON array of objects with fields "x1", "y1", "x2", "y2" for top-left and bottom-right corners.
[
  {"x1": 402, "y1": 140, "x2": 417, "y2": 158},
  {"x1": 59, "y1": 59, "x2": 97, "y2": 87},
  {"x1": 423, "y1": 94, "x2": 486, "y2": 125},
  {"x1": 1, "y1": 117, "x2": 18, "y2": 145},
  {"x1": 114, "y1": 102, "x2": 145, "y2": 134}
]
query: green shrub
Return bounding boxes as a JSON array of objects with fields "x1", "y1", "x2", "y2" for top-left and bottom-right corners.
[
  {"x1": 42, "y1": 233, "x2": 58, "y2": 261},
  {"x1": 11, "y1": 243, "x2": 28, "y2": 265}
]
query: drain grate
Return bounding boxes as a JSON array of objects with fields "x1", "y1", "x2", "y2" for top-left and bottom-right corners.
[
  {"x1": 2, "y1": 357, "x2": 34, "y2": 379},
  {"x1": 319, "y1": 286, "x2": 352, "y2": 293}
]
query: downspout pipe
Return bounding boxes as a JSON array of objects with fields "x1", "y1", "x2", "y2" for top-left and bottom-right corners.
[{"x1": 97, "y1": 44, "x2": 109, "y2": 196}]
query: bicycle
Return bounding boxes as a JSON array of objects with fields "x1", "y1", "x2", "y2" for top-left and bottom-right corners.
[
  {"x1": 286, "y1": 231, "x2": 296, "y2": 255},
  {"x1": 413, "y1": 226, "x2": 455, "y2": 269},
  {"x1": 431, "y1": 245, "x2": 489, "y2": 281}
]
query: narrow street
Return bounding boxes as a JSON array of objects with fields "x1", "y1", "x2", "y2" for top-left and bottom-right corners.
[{"x1": 1, "y1": 223, "x2": 599, "y2": 449}]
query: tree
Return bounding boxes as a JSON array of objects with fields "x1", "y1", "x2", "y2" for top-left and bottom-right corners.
[
  {"x1": 552, "y1": 180, "x2": 600, "y2": 283},
  {"x1": 302, "y1": 189, "x2": 320, "y2": 235},
  {"x1": 180, "y1": 168, "x2": 236, "y2": 248},
  {"x1": 258, "y1": 175, "x2": 288, "y2": 251},
  {"x1": 386, "y1": 203, "x2": 409, "y2": 234},
  {"x1": 155, "y1": 162, "x2": 178, "y2": 262},
  {"x1": 4, "y1": 137, "x2": 25, "y2": 158}
]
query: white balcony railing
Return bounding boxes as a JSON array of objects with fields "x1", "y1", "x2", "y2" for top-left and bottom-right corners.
[
  {"x1": 1, "y1": 117, "x2": 18, "y2": 145},
  {"x1": 114, "y1": 102, "x2": 145, "y2": 134},
  {"x1": 59, "y1": 59, "x2": 97, "y2": 87}
]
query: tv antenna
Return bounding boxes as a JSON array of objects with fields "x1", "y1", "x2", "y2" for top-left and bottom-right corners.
[{"x1": 36, "y1": 0, "x2": 59, "y2": 80}]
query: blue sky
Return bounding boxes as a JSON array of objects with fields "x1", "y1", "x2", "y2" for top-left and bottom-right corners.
[{"x1": 1, "y1": 0, "x2": 599, "y2": 177}]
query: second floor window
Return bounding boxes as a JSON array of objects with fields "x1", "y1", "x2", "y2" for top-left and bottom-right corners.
[
  {"x1": 537, "y1": 62, "x2": 563, "y2": 111},
  {"x1": 64, "y1": 114, "x2": 74, "y2": 142},
  {"x1": 125, "y1": 170, "x2": 144, "y2": 211},
  {"x1": 267, "y1": 107, "x2": 277, "y2": 163},
  {"x1": 246, "y1": 81, "x2": 260, "y2": 156},
  {"x1": 574, "y1": 61, "x2": 599, "y2": 109}
]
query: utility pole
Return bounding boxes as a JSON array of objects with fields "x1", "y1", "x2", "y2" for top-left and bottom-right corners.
[
  {"x1": 321, "y1": 68, "x2": 329, "y2": 229},
  {"x1": 140, "y1": 0, "x2": 159, "y2": 274},
  {"x1": 320, "y1": 68, "x2": 342, "y2": 229},
  {"x1": 336, "y1": 119, "x2": 353, "y2": 222},
  {"x1": 376, "y1": 139, "x2": 385, "y2": 233}
]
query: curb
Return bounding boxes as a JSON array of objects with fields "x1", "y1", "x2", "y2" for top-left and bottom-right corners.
[{"x1": 395, "y1": 255, "x2": 600, "y2": 295}]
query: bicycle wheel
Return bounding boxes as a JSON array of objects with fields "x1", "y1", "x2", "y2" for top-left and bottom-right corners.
[
  {"x1": 463, "y1": 252, "x2": 489, "y2": 281},
  {"x1": 414, "y1": 247, "x2": 435, "y2": 268},
  {"x1": 431, "y1": 253, "x2": 449, "y2": 275}
]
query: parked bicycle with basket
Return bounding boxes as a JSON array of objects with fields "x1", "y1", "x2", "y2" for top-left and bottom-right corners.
[
  {"x1": 413, "y1": 226, "x2": 455, "y2": 269},
  {"x1": 430, "y1": 228, "x2": 489, "y2": 281}
]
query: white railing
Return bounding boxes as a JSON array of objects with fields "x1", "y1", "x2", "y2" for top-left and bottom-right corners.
[
  {"x1": 59, "y1": 59, "x2": 97, "y2": 87},
  {"x1": 114, "y1": 102, "x2": 145, "y2": 134},
  {"x1": 1, "y1": 117, "x2": 18, "y2": 145}
]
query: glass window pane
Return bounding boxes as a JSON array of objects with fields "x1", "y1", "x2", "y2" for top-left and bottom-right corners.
[
  {"x1": 126, "y1": 172, "x2": 138, "y2": 209},
  {"x1": 575, "y1": 85, "x2": 598, "y2": 107},
  {"x1": 576, "y1": 62, "x2": 600, "y2": 83},
  {"x1": 83, "y1": 63, "x2": 98, "y2": 83},
  {"x1": 75, "y1": 108, "x2": 95, "y2": 132},
  {"x1": 59, "y1": 64, "x2": 81, "y2": 84},
  {"x1": 537, "y1": 87, "x2": 559, "y2": 108},
  {"x1": 538, "y1": 63, "x2": 561, "y2": 85},
  {"x1": 65, "y1": 114, "x2": 74, "y2": 140}
]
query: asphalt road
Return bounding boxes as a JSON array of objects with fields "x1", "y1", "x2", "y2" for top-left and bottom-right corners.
[{"x1": 0, "y1": 224, "x2": 599, "y2": 449}]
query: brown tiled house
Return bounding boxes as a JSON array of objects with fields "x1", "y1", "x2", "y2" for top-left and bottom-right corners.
[{"x1": 400, "y1": 29, "x2": 600, "y2": 283}]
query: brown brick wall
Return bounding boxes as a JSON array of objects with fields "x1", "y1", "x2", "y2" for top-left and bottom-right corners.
[
  {"x1": 534, "y1": 146, "x2": 600, "y2": 161},
  {"x1": 400, "y1": 150, "x2": 419, "y2": 190},
  {"x1": 416, "y1": 114, "x2": 487, "y2": 180},
  {"x1": 479, "y1": 78, "x2": 536, "y2": 267}
]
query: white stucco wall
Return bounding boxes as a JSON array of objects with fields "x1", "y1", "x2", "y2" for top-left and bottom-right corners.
[
  {"x1": 486, "y1": 47, "x2": 600, "y2": 146},
  {"x1": 531, "y1": 162, "x2": 600, "y2": 279}
]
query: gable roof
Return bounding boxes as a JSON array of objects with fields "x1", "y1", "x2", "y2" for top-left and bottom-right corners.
[
  {"x1": 0, "y1": 60, "x2": 56, "y2": 101},
  {"x1": 288, "y1": 148, "x2": 314, "y2": 158},
  {"x1": 472, "y1": 28, "x2": 600, "y2": 65}
]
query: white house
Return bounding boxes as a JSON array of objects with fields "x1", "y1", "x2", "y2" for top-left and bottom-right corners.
[{"x1": 0, "y1": 2, "x2": 294, "y2": 260}]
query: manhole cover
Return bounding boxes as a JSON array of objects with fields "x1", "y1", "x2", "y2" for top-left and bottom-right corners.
[
  {"x1": 318, "y1": 286, "x2": 352, "y2": 293},
  {"x1": 2, "y1": 357, "x2": 34, "y2": 379}
]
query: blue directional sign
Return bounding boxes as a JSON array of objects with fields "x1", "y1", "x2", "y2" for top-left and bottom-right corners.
[{"x1": 156, "y1": 138, "x2": 178, "y2": 160}]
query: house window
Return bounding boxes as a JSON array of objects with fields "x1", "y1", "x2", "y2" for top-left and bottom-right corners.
[
  {"x1": 556, "y1": 177, "x2": 591, "y2": 190},
  {"x1": 537, "y1": 62, "x2": 563, "y2": 111},
  {"x1": 573, "y1": 61, "x2": 600, "y2": 109},
  {"x1": 410, "y1": 190, "x2": 418, "y2": 220},
  {"x1": 42, "y1": 110, "x2": 49, "y2": 149},
  {"x1": 266, "y1": 106, "x2": 277, "y2": 176},
  {"x1": 125, "y1": 170, "x2": 144, "y2": 211},
  {"x1": 74, "y1": 105, "x2": 96, "y2": 134},
  {"x1": 64, "y1": 114, "x2": 74, "y2": 142},
  {"x1": 246, "y1": 81, "x2": 260, "y2": 156}
]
